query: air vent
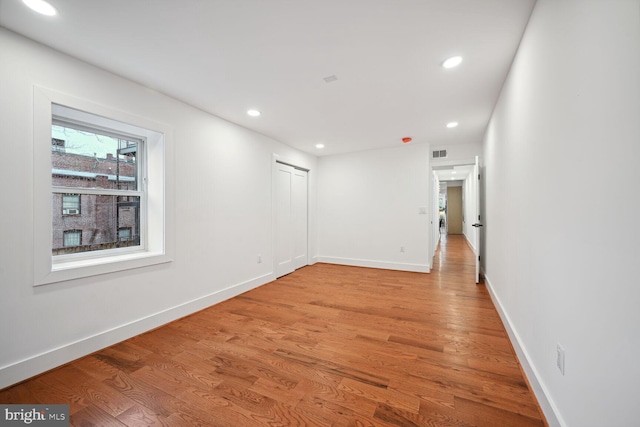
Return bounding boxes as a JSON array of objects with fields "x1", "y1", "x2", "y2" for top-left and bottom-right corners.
[
  {"x1": 323, "y1": 75, "x2": 338, "y2": 83},
  {"x1": 432, "y1": 149, "x2": 447, "y2": 159}
]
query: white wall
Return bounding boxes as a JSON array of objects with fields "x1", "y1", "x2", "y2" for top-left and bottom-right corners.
[
  {"x1": 0, "y1": 28, "x2": 317, "y2": 388},
  {"x1": 482, "y1": 1, "x2": 640, "y2": 426},
  {"x1": 317, "y1": 144, "x2": 431, "y2": 272}
]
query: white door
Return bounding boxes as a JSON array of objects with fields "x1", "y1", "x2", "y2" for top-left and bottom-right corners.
[
  {"x1": 292, "y1": 168, "x2": 308, "y2": 270},
  {"x1": 472, "y1": 156, "x2": 483, "y2": 284},
  {"x1": 275, "y1": 162, "x2": 308, "y2": 278}
]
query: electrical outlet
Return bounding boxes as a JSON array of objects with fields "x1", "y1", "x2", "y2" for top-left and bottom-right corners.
[
  {"x1": 400, "y1": 246, "x2": 405, "y2": 253},
  {"x1": 257, "y1": 254, "x2": 262, "y2": 264},
  {"x1": 556, "y1": 343, "x2": 565, "y2": 375}
]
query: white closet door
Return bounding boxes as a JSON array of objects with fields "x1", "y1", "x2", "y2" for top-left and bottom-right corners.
[
  {"x1": 275, "y1": 162, "x2": 308, "y2": 278},
  {"x1": 276, "y1": 163, "x2": 295, "y2": 277},
  {"x1": 292, "y1": 168, "x2": 308, "y2": 270}
]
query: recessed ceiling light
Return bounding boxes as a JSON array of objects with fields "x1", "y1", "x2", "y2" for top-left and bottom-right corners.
[
  {"x1": 247, "y1": 109, "x2": 261, "y2": 117},
  {"x1": 446, "y1": 122, "x2": 459, "y2": 128},
  {"x1": 22, "y1": 0, "x2": 57, "y2": 16},
  {"x1": 315, "y1": 144, "x2": 325, "y2": 149},
  {"x1": 442, "y1": 56, "x2": 463, "y2": 69}
]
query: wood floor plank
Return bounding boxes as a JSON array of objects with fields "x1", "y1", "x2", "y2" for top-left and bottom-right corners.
[
  {"x1": 0, "y1": 235, "x2": 547, "y2": 426},
  {"x1": 70, "y1": 405, "x2": 128, "y2": 427}
]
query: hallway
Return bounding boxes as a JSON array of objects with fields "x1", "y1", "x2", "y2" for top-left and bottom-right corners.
[{"x1": 0, "y1": 236, "x2": 545, "y2": 426}]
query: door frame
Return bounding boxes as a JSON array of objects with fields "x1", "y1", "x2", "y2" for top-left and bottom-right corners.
[{"x1": 430, "y1": 158, "x2": 480, "y2": 275}]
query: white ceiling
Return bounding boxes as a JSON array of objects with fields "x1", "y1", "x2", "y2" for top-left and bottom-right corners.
[{"x1": 0, "y1": 0, "x2": 535, "y2": 157}]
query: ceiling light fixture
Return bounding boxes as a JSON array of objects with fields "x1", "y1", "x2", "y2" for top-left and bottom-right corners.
[
  {"x1": 22, "y1": 0, "x2": 57, "y2": 16},
  {"x1": 315, "y1": 144, "x2": 325, "y2": 149},
  {"x1": 442, "y1": 56, "x2": 463, "y2": 69},
  {"x1": 247, "y1": 109, "x2": 261, "y2": 117},
  {"x1": 446, "y1": 122, "x2": 459, "y2": 128}
]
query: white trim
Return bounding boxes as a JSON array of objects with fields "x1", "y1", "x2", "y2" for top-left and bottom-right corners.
[
  {"x1": 484, "y1": 273, "x2": 565, "y2": 427},
  {"x1": 317, "y1": 256, "x2": 430, "y2": 273},
  {"x1": 463, "y1": 231, "x2": 477, "y2": 254},
  {"x1": 430, "y1": 157, "x2": 476, "y2": 168},
  {"x1": 0, "y1": 272, "x2": 274, "y2": 390}
]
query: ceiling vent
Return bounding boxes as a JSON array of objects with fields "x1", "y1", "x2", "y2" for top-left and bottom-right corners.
[
  {"x1": 323, "y1": 75, "x2": 338, "y2": 83},
  {"x1": 432, "y1": 149, "x2": 447, "y2": 159}
]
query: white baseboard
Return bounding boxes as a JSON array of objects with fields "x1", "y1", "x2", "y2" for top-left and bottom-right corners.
[
  {"x1": 317, "y1": 256, "x2": 430, "y2": 273},
  {"x1": 483, "y1": 273, "x2": 565, "y2": 427},
  {"x1": 0, "y1": 272, "x2": 275, "y2": 390},
  {"x1": 463, "y1": 232, "x2": 477, "y2": 254}
]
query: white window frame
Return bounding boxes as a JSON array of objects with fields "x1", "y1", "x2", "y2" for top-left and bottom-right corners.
[
  {"x1": 34, "y1": 86, "x2": 174, "y2": 286},
  {"x1": 52, "y1": 109, "x2": 146, "y2": 260}
]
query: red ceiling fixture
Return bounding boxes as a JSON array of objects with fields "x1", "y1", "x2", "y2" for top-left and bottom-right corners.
[{"x1": 402, "y1": 137, "x2": 412, "y2": 143}]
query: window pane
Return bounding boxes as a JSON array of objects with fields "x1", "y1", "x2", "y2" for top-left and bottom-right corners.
[
  {"x1": 52, "y1": 195, "x2": 141, "y2": 255},
  {"x1": 51, "y1": 125, "x2": 138, "y2": 190}
]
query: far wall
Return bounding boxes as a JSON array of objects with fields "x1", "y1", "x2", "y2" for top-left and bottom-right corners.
[{"x1": 317, "y1": 144, "x2": 431, "y2": 273}]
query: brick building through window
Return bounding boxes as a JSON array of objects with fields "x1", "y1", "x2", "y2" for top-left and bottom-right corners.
[{"x1": 51, "y1": 126, "x2": 141, "y2": 256}]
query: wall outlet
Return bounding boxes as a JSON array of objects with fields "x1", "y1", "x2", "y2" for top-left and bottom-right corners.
[
  {"x1": 400, "y1": 246, "x2": 405, "y2": 253},
  {"x1": 257, "y1": 254, "x2": 262, "y2": 264},
  {"x1": 556, "y1": 343, "x2": 565, "y2": 375}
]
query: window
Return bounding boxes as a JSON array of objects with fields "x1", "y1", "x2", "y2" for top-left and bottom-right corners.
[
  {"x1": 118, "y1": 227, "x2": 132, "y2": 242},
  {"x1": 51, "y1": 120, "x2": 143, "y2": 256},
  {"x1": 62, "y1": 194, "x2": 80, "y2": 215},
  {"x1": 52, "y1": 138, "x2": 65, "y2": 153},
  {"x1": 63, "y1": 230, "x2": 82, "y2": 247},
  {"x1": 33, "y1": 87, "x2": 173, "y2": 286}
]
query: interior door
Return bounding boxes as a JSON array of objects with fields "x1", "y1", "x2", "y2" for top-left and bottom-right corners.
[
  {"x1": 472, "y1": 156, "x2": 483, "y2": 284},
  {"x1": 276, "y1": 163, "x2": 295, "y2": 277},
  {"x1": 292, "y1": 168, "x2": 308, "y2": 270},
  {"x1": 275, "y1": 162, "x2": 308, "y2": 278}
]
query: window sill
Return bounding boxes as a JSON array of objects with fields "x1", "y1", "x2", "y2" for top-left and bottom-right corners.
[{"x1": 36, "y1": 251, "x2": 172, "y2": 286}]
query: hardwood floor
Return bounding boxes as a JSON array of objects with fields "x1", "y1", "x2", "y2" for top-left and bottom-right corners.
[{"x1": 0, "y1": 235, "x2": 546, "y2": 426}]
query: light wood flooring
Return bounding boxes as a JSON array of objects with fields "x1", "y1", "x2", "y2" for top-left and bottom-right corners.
[{"x1": 0, "y1": 234, "x2": 546, "y2": 426}]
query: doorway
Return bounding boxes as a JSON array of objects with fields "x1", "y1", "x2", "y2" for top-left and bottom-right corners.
[
  {"x1": 432, "y1": 160, "x2": 481, "y2": 282},
  {"x1": 447, "y1": 186, "x2": 463, "y2": 234}
]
